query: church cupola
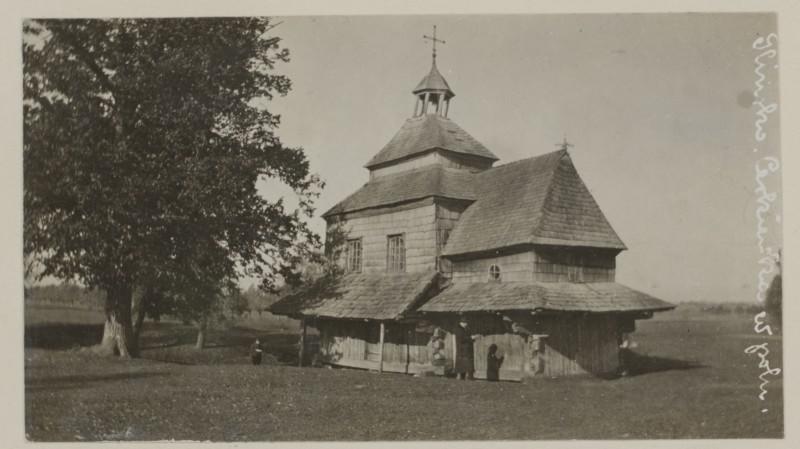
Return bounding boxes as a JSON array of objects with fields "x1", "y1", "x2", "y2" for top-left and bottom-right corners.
[
  {"x1": 360, "y1": 26, "x2": 498, "y2": 175},
  {"x1": 412, "y1": 26, "x2": 455, "y2": 118}
]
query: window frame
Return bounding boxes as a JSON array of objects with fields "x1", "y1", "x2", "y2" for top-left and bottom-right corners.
[
  {"x1": 345, "y1": 237, "x2": 363, "y2": 273},
  {"x1": 386, "y1": 233, "x2": 406, "y2": 272},
  {"x1": 488, "y1": 264, "x2": 501, "y2": 281}
]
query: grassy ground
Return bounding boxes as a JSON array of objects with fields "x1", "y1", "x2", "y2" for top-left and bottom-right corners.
[{"x1": 24, "y1": 306, "x2": 783, "y2": 441}]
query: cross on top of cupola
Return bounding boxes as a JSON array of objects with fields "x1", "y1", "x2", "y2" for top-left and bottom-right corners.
[{"x1": 412, "y1": 26, "x2": 454, "y2": 118}]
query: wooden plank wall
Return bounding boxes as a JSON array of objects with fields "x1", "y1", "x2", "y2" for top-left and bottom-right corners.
[
  {"x1": 448, "y1": 248, "x2": 618, "y2": 284},
  {"x1": 318, "y1": 320, "x2": 435, "y2": 374},
  {"x1": 530, "y1": 314, "x2": 620, "y2": 377},
  {"x1": 450, "y1": 252, "x2": 536, "y2": 283},
  {"x1": 319, "y1": 320, "x2": 367, "y2": 365},
  {"x1": 369, "y1": 150, "x2": 493, "y2": 180},
  {"x1": 319, "y1": 314, "x2": 620, "y2": 378},
  {"x1": 532, "y1": 247, "x2": 616, "y2": 283},
  {"x1": 338, "y1": 205, "x2": 437, "y2": 273},
  {"x1": 438, "y1": 152, "x2": 495, "y2": 173},
  {"x1": 473, "y1": 333, "x2": 527, "y2": 381},
  {"x1": 432, "y1": 313, "x2": 621, "y2": 379},
  {"x1": 369, "y1": 152, "x2": 439, "y2": 179},
  {"x1": 435, "y1": 201, "x2": 467, "y2": 273},
  {"x1": 435, "y1": 315, "x2": 526, "y2": 381}
]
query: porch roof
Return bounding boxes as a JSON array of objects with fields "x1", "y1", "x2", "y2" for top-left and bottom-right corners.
[
  {"x1": 270, "y1": 271, "x2": 439, "y2": 320},
  {"x1": 418, "y1": 281, "x2": 675, "y2": 314}
]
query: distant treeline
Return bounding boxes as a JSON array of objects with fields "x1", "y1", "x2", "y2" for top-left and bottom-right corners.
[
  {"x1": 25, "y1": 283, "x2": 280, "y2": 316},
  {"x1": 26, "y1": 284, "x2": 106, "y2": 310},
  {"x1": 678, "y1": 301, "x2": 764, "y2": 315}
]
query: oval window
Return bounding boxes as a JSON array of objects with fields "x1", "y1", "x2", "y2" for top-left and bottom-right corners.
[{"x1": 489, "y1": 264, "x2": 501, "y2": 281}]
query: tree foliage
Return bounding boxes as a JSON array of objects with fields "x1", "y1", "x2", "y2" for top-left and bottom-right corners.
[
  {"x1": 242, "y1": 284, "x2": 278, "y2": 315},
  {"x1": 276, "y1": 221, "x2": 348, "y2": 313},
  {"x1": 23, "y1": 18, "x2": 322, "y2": 356}
]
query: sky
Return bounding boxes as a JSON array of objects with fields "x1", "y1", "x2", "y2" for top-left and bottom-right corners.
[{"x1": 262, "y1": 13, "x2": 781, "y2": 304}]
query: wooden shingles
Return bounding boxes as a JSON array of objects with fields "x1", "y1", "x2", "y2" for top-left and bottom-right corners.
[
  {"x1": 418, "y1": 281, "x2": 675, "y2": 313},
  {"x1": 270, "y1": 271, "x2": 438, "y2": 320},
  {"x1": 442, "y1": 150, "x2": 627, "y2": 256},
  {"x1": 322, "y1": 165, "x2": 476, "y2": 217},
  {"x1": 536, "y1": 151, "x2": 627, "y2": 249},
  {"x1": 364, "y1": 115, "x2": 498, "y2": 169},
  {"x1": 442, "y1": 151, "x2": 561, "y2": 255}
]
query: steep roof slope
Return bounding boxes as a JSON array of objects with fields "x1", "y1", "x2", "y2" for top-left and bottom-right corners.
[
  {"x1": 442, "y1": 150, "x2": 626, "y2": 256},
  {"x1": 364, "y1": 114, "x2": 498, "y2": 169},
  {"x1": 322, "y1": 165, "x2": 476, "y2": 217}
]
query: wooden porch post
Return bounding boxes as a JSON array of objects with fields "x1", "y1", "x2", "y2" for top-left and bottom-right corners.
[
  {"x1": 451, "y1": 332, "x2": 457, "y2": 363},
  {"x1": 378, "y1": 321, "x2": 385, "y2": 373},
  {"x1": 298, "y1": 317, "x2": 307, "y2": 367},
  {"x1": 405, "y1": 326, "x2": 411, "y2": 374}
]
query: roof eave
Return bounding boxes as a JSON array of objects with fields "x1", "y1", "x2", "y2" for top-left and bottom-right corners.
[
  {"x1": 441, "y1": 239, "x2": 626, "y2": 259},
  {"x1": 411, "y1": 87, "x2": 455, "y2": 99},
  {"x1": 365, "y1": 146, "x2": 499, "y2": 170},
  {"x1": 529, "y1": 237, "x2": 627, "y2": 251},
  {"x1": 323, "y1": 194, "x2": 476, "y2": 219},
  {"x1": 420, "y1": 305, "x2": 676, "y2": 314}
]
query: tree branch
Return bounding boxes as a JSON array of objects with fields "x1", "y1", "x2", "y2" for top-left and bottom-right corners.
[{"x1": 53, "y1": 25, "x2": 118, "y2": 99}]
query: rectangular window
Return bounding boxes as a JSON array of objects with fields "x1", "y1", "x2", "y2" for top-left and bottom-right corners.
[
  {"x1": 345, "y1": 238, "x2": 362, "y2": 272},
  {"x1": 386, "y1": 234, "x2": 406, "y2": 272}
]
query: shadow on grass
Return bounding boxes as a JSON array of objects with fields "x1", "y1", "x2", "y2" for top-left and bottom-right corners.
[
  {"x1": 26, "y1": 371, "x2": 170, "y2": 392},
  {"x1": 25, "y1": 323, "x2": 105, "y2": 350},
  {"x1": 137, "y1": 322, "x2": 309, "y2": 366},
  {"x1": 625, "y1": 352, "x2": 706, "y2": 377},
  {"x1": 24, "y1": 318, "x2": 309, "y2": 366}
]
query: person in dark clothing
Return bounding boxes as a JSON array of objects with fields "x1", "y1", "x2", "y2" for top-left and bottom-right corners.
[
  {"x1": 486, "y1": 343, "x2": 504, "y2": 381},
  {"x1": 454, "y1": 318, "x2": 476, "y2": 380},
  {"x1": 618, "y1": 332, "x2": 637, "y2": 376},
  {"x1": 250, "y1": 338, "x2": 263, "y2": 365}
]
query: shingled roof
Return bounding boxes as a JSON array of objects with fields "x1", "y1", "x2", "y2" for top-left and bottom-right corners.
[
  {"x1": 413, "y1": 62, "x2": 454, "y2": 98},
  {"x1": 322, "y1": 165, "x2": 476, "y2": 217},
  {"x1": 442, "y1": 150, "x2": 626, "y2": 256},
  {"x1": 364, "y1": 114, "x2": 498, "y2": 169},
  {"x1": 269, "y1": 271, "x2": 438, "y2": 320},
  {"x1": 418, "y1": 281, "x2": 675, "y2": 314}
]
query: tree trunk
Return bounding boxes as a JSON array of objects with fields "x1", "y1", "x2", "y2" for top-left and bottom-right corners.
[
  {"x1": 298, "y1": 318, "x2": 306, "y2": 367},
  {"x1": 131, "y1": 290, "x2": 151, "y2": 355},
  {"x1": 195, "y1": 318, "x2": 207, "y2": 350},
  {"x1": 98, "y1": 284, "x2": 135, "y2": 358}
]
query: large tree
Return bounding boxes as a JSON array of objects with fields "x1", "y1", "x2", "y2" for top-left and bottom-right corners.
[{"x1": 23, "y1": 18, "x2": 321, "y2": 357}]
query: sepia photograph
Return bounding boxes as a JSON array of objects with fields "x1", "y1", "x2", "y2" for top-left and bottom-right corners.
[{"x1": 19, "y1": 9, "x2": 785, "y2": 444}]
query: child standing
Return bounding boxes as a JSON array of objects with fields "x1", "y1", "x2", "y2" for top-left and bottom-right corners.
[
  {"x1": 250, "y1": 338, "x2": 263, "y2": 365},
  {"x1": 486, "y1": 343, "x2": 504, "y2": 381}
]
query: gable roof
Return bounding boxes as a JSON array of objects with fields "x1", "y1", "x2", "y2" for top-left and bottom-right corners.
[
  {"x1": 413, "y1": 62, "x2": 454, "y2": 98},
  {"x1": 364, "y1": 114, "x2": 498, "y2": 169},
  {"x1": 442, "y1": 150, "x2": 626, "y2": 256},
  {"x1": 418, "y1": 281, "x2": 675, "y2": 314},
  {"x1": 269, "y1": 271, "x2": 438, "y2": 320},
  {"x1": 322, "y1": 165, "x2": 476, "y2": 217}
]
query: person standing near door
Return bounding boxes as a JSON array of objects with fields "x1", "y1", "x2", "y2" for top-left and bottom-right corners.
[
  {"x1": 454, "y1": 318, "x2": 477, "y2": 380},
  {"x1": 486, "y1": 343, "x2": 504, "y2": 381}
]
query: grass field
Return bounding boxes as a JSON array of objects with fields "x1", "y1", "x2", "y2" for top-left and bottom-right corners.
[{"x1": 24, "y1": 305, "x2": 783, "y2": 441}]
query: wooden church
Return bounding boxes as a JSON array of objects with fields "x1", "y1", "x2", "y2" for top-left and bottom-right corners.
[{"x1": 271, "y1": 32, "x2": 674, "y2": 380}]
